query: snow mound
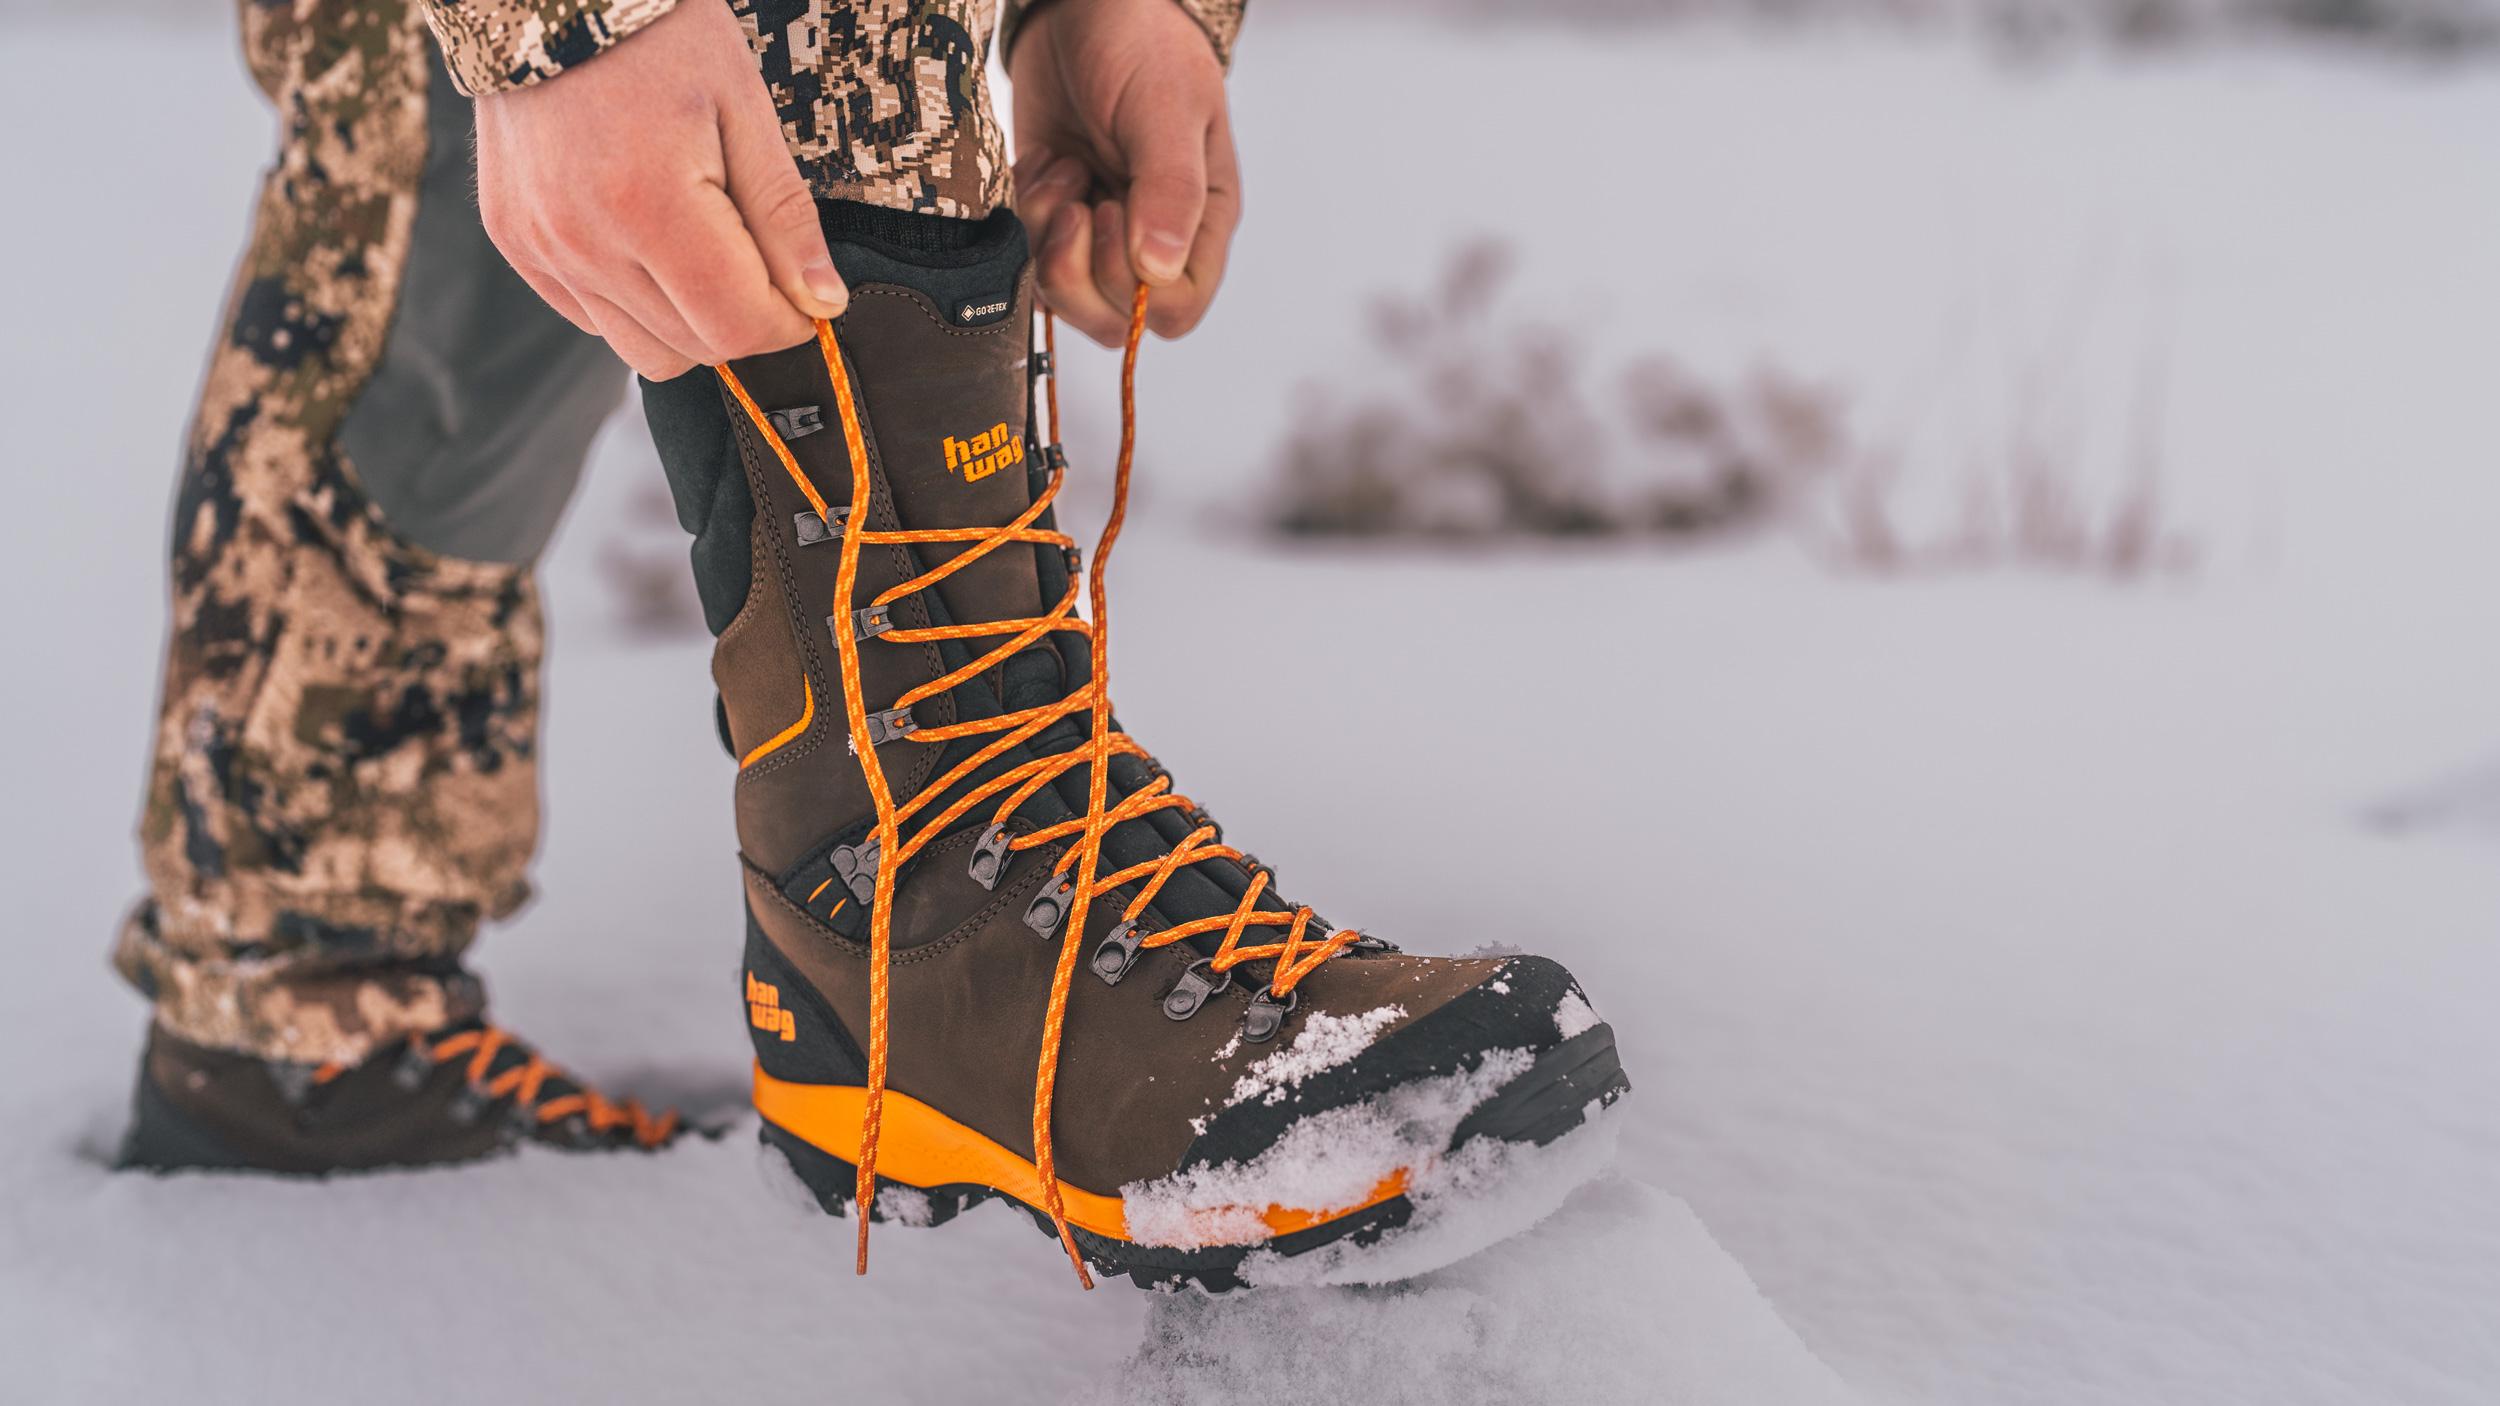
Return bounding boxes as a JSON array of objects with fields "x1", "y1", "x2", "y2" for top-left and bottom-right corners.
[
  {"x1": 2363, "y1": 756, "x2": 2500, "y2": 838},
  {"x1": 1084, "y1": 1173, "x2": 1857, "y2": 1406}
]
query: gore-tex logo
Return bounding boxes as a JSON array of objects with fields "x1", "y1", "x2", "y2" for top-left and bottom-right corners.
[
  {"x1": 943, "y1": 422, "x2": 1024, "y2": 484},
  {"x1": 959, "y1": 299, "x2": 1010, "y2": 322}
]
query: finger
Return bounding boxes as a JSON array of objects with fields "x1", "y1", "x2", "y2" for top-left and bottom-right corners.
[
  {"x1": 575, "y1": 288, "x2": 696, "y2": 381},
  {"x1": 597, "y1": 261, "x2": 733, "y2": 368},
  {"x1": 638, "y1": 178, "x2": 817, "y2": 363},
  {"x1": 1035, "y1": 202, "x2": 1130, "y2": 347},
  {"x1": 1147, "y1": 122, "x2": 1241, "y2": 340},
  {"x1": 1111, "y1": 98, "x2": 1207, "y2": 288},
  {"x1": 720, "y1": 85, "x2": 847, "y2": 321},
  {"x1": 1146, "y1": 245, "x2": 1227, "y2": 341},
  {"x1": 1089, "y1": 200, "x2": 1140, "y2": 320},
  {"x1": 501, "y1": 211, "x2": 720, "y2": 366},
  {"x1": 507, "y1": 261, "x2": 600, "y2": 338},
  {"x1": 1013, "y1": 154, "x2": 1090, "y2": 257}
]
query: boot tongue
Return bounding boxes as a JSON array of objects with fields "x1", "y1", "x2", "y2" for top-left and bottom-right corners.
[
  {"x1": 820, "y1": 214, "x2": 1264, "y2": 950},
  {"x1": 826, "y1": 208, "x2": 1046, "y2": 638}
]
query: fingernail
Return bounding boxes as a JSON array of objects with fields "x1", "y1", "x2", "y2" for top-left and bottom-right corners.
[
  {"x1": 1137, "y1": 229, "x2": 1188, "y2": 284},
  {"x1": 801, "y1": 259, "x2": 847, "y2": 315},
  {"x1": 1047, "y1": 203, "x2": 1084, "y2": 251}
]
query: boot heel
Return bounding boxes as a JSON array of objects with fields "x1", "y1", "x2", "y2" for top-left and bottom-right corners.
[{"x1": 117, "y1": 1066, "x2": 255, "y2": 1172}]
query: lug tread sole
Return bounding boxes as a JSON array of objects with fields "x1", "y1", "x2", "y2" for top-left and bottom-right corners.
[{"x1": 758, "y1": 1022, "x2": 1629, "y2": 1292}]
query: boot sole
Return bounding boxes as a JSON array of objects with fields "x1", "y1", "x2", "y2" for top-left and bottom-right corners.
[
  {"x1": 755, "y1": 1022, "x2": 1630, "y2": 1292},
  {"x1": 116, "y1": 1071, "x2": 264, "y2": 1172}
]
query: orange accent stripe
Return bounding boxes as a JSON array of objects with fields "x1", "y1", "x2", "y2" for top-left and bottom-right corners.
[
  {"x1": 807, "y1": 876, "x2": 835, "y2": 904},
  {"x1": 752, "y1": 1064, "x2": 1410, "y2": 1247},
  {"x1": 739, "y1": 675, "x2": 816, "y2": 769}
]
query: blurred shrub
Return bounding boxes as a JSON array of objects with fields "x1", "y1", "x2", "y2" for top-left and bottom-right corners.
[
  {"x1": 1811, "y1": 439, "x2": 2200, "y2": 580},
  {"x1": 1283, "y1": 0, "x2": 2500, "y2": 56},
  {"x1": 1268, "y1": 239, "x2": 2197, "y2": 582},
  {"x1": 1269, "y1": 240, "x2": 1844, "y2": 543}
]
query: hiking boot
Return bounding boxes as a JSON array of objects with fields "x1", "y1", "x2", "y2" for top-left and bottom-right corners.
[
  {"x1": 118, "y1": 1020, "x2": 681, "y2": 1174},
  {"x1": 643, "y1": 203, "x2": 1628, "y2": 1291}
]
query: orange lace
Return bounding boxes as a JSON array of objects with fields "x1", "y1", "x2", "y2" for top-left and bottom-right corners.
[
  {"x1": 716, "y1": 286, "x2": 1361, "y2": 1286},
  {"x1": 311, "y1": 1025, "x2": 678, "y2": 1148}
]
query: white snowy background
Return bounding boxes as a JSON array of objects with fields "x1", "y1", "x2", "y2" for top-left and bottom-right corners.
[{"x1": 4, "y1": 6, "x2": 2496, "y2": 1405}]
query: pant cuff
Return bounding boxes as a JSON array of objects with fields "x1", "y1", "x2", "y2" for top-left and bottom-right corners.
[{"x1": 114, "y1": 901, "x2": 487, "y2": 1066}]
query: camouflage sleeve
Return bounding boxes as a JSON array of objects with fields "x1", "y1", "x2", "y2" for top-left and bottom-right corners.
[
  {"x1": 418, "y1": 0, "x2": 680, "y2": 96},
  {"x1": 999, "y1": 0, "x2": 1245, "y2": 69}
]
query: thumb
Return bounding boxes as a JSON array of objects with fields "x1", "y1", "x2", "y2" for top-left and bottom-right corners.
[
  {"x1": 721, "y1": 96, "x2": 847, "y2": 320},
  {"x1": 1113, "y1": 99, "x2": 1207, "y2": 288}
]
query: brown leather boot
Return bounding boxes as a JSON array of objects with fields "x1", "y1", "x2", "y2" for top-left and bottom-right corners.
[
  {"x1": 642, "y1": 204, "x2": 1627, "y2": 1291},
  {"x1": 119, "y1": 1021, "x2": 681, "y2": 1174}
]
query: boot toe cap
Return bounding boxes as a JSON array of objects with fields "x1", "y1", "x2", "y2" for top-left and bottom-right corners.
[{"x1": 1176, "y1": 954, "x2": 1619, "y2": 1174}]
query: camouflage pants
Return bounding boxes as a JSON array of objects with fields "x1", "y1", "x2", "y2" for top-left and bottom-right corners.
[{"x1": 117, "y1": 0, "x2": 1027, "y2": 1063}]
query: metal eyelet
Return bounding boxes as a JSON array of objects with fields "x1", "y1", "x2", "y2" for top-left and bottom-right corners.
[
  {"x1": 267, "y1": 1062, "x2": 317, "y2": 1108},
  {"x1": 1024, "y1": 873, "x2": 1077, "y2": 938},
  {"x1": 849, "y1": 604, "x2": 893, "y2": 641},
  {"x1": 1042, "y1": 443, "x2": 1069, "y2": 473},
  {"x1": 1092, "y1": 919, "x2": 1144, "y2": 985},
  {"x1": 966, "y1": 823, "x2": 1014, "y2": 891},
  {"x1": 1163, "y1": 959, "x2": 1232, "y2": 1021},
  {"x1": 793, "y1": 508, "x2": 845, "y2": 545},
  {"x1": 1032, "y1": 350, "x2": 1054, "y2": 379},
  {"x1": 831, "y1": 836, "x2": 882, "y2": 905},
  {"x1": 446, "y1": 1083, "x2": 489, "y2": 1126},
  {"x1": 392, "y1": 1043, "x2": 434, "y2": 1091},
  {"x1": 1241, "y1": 985, "x2": 1300, "y2": 1044},
  {"x1": 766, "y1": 405, "x2": 823, "y2": 441},
  {"x1": 847, "y1": 706, "x2": 916, "y2": 753}
]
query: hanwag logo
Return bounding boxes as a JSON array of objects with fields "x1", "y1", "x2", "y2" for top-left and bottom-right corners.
[
  {"x1": 943, "y1": 422, "x2": 1025, "y2": 484},
  {"x1": 746, "y1": 972, "x2": 796, "y2": 1043}
]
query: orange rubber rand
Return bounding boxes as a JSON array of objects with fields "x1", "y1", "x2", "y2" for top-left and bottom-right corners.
[
  {"x1": 714, "y1": 288, "x2": 1363, "y2": 1287},
  {"x1": 752, "y1": 1063, "x2": 1410, "y2": 1246}
]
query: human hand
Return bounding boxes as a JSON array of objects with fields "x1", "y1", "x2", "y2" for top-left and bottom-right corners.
[
  {"x1": 1010, "y1": 0, "x2": 1242, "y2": 345},
  {"x1": 472, "y1": 1, "x2": 844, "y2": 379}
]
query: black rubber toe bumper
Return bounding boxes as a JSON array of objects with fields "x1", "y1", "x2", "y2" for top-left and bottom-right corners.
[{"x1": 1180, "y1": 955, "x2": 1622, "y2": 1174}]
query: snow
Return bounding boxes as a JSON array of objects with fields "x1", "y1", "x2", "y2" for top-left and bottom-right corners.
[
  {"x1": 1223, "y1": 1002, "x2": 1406, "y2": 1108},
  {"x1": 874, "y1": 1181, "x2": 940, "y2": 1228},
  {"x1": 6, "y1": 12, "x2": 2500, "y2": 1406},
  {"x1": 1096, "y1": 1173, "x2": 1855, "y2": 1406},
  {"x1": 1123, "y1": 1049, "x2": 1533, "y2": 1251},
  {"x1": 1553, "y1": 992, "x2": 1600, "y2": 1041},
  {"x1": 1236, "y1": 1097, "x2": 1623, "y2": 1290}
]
